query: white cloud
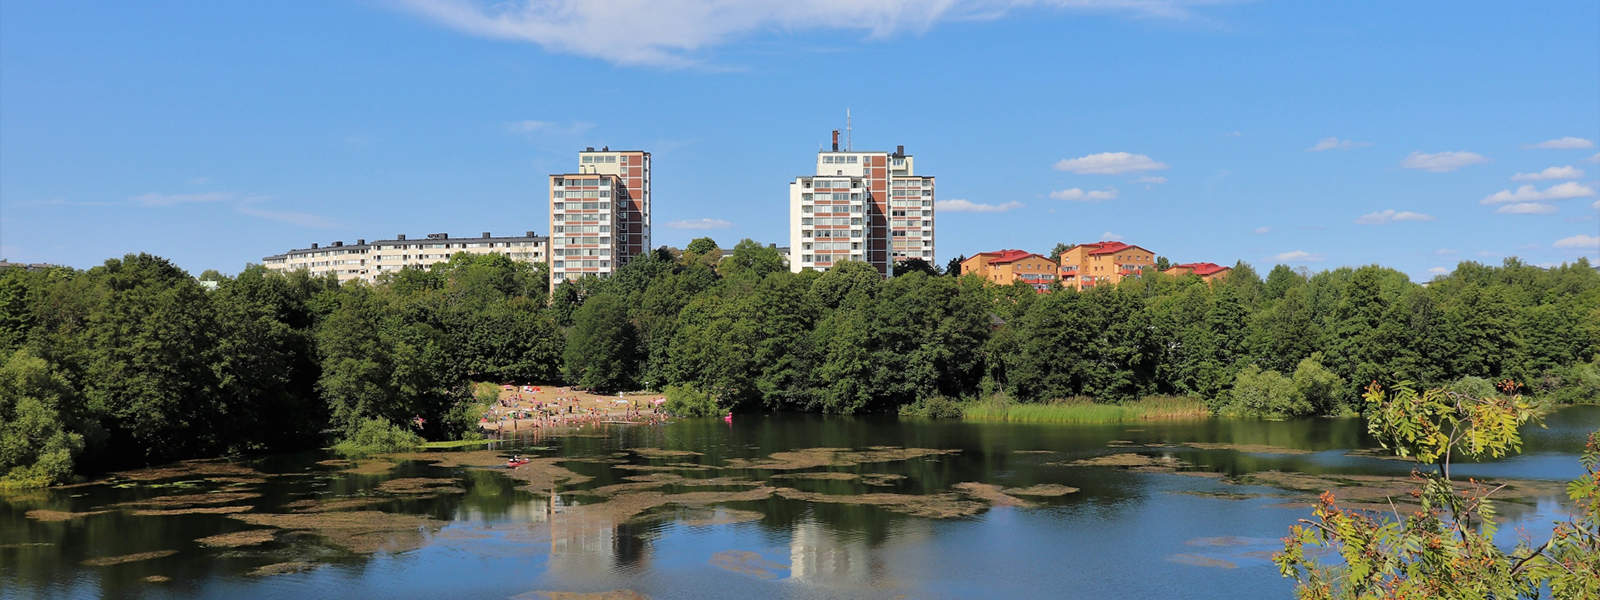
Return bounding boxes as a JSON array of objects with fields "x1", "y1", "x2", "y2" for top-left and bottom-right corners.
[
  {"x1": 1481, "y1": 181, "x2": 1596, "y2": 204},
  {"x1": 1052, "y1": 152, "x2": 1167, "y2": 175},
  {"x1": 1594, "y1": 199, "x2": 1600, "y2": 210},
  {"x1": 1253, "y1": 226, "x2": 1270, "y2": 234},
  {"x1": 131, "y1": 192, "x2": 233, "y2": 207},
  {"x1": 1306, "y1": 137, "x2": 1370, "y2": 152},
  {"x1": 1135, "y1": 176, "x2": 1167, "y2": 184},
  {"x1": 666, "y1": 218, "x2": 733, "y2": 230},
  {"x1": 1427, "y1": 267, "x2": 1449, "y2": 275},
  {"x1": 1048, "y1": 187, "x2": 1118, "y2": 202},
  {"x1": 1554, "y1": 234, "x2": 1600, "y2": 249},
  {"x1": 507, "y1": 120, "x2": 594, "y2": 135},
  {"x1": 1226, "y1": 130, "x2": 1242, "y2": 137},
  {"x1": 1355, "y1": 209, "x2": 1435, "y2": 225},
  {"x1": 1274, "y1": 250, "x2": 1323, "y2": 263},
  {"x1": 936, "y1": 198, "x2": 1023, "y2": 213},
  {"x1": 1495, "y1": 202, "x2": 1557, "y2": 215},
  {"x1": 391, "y1": 1, "x2": 1229, "y2": 67},
  {"x1": 1435, "y1": 248, "x2": 1456, "y2": 255},
  {"x1": 1401, "y1": 150, "x2": 1488, "y2": 172},
  {"x1": 1526, "y1": 136, "x2": 1595, "y2": 150},
  {"x1": 1510, "y1": 165, "x2": 1582, "y2": 181},
  {"x1": 1099, "y1": 231, "x2": 1124, "y2": 241},
  {"x1": 1588, "y1": 153, "x2": 1600, "y2": 164},
  {"x1": 235, "y1": 203, "x2": 337, "y2": 228}
]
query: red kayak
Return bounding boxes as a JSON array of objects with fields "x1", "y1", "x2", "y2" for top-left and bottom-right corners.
[{"x1": 507, "y1": 458, "x2": 531, "y2": 468}]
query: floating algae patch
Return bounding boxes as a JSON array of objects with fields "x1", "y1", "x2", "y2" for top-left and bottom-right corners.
[
  {"x1": 773, "y1": 488, "x2": 986, "y2": 519},
  {"x1": 112, "y1": 491, "x2": 261, "y2": 509},
  {"x1": 196, "y1": 529, "x2": 276, "y2": 548},
  {"x1": 283, "y1": 497, "x2": 389, "y2": 513},
  {"x1": 1003, "y1": 484, "x2": 1079, "y2": 497},
  {"x1": 613, "y1": 462, "x2": 713, "y2": 473},
  {"x1": 766, "y1": 472, "x2": 906, "y2": 486},
  {"x1": 1012, "y1": 450, "x2": 1057, "y2": 455},
  {"x1": 504, "y1": 458, "x2": 594, "y2": 492},
  {"x1": 555, "y1": 487, "x2": 778, "y2": 528},
  {"x1": 576, "y1": 474, "x2": 760, "y2": 498},
  {"x1": 143, "y1": 575, "x2": 170, "y2": 583},
  {"x1": 1167, "y1": 553, "x2": 1237, "y2": 569},
  {"x1": 25, "y1": 509, "x2": 110, "y2": 522},
  {"x1": 511, "y1": 590, "x2": 648, "y2": 600},
  {"x1": 1057, "y1": 453, "x2": 1184, "y2": 469},
  {"x1": 1226, "y1": 471, "x2": 1567, "y2": 513},
  {"x1": 953, "y1": 482, "x2": 1035, "y2": 508},
  {"x1": 229, "y1": 511, "x2": 445, "y2": 554},
  {"x1": 709, "y1": 550, "x2": 789, "y2": 579},
  {"x1": 376, "y1": 477, "x2": 465, "y2": 496},
  {"x1": 81, "y1": 550, "x2": 179, "y2": 567},
  {"x1": 0, "y1": 542, "x2": 53, "y2": 549},
  {"x1": 1167, "y1": 490, "x2": 1276, "y2": 501},
  {"x1": 628, "y1": 448, "x2": 703, "y2": 458},
  {"x1": 132, "y1": 505, "x2": 254, "y2": 517},
  {"x1": 248, "y1": 561, "x2": 322, "y2": 577},
  {"x1": 205, "y1": 476, "x2": 269, "y2": 486},
  {"x1": 1185, "y1": 536, "x2": 1276, "y2": 548},
  {"x1": 316, "y1": 459, "x2": 397, "y2": 475},
  {"x1": 382, "y1": 449, "x2": 508, "y2": 469},
  {"x1": 1182, "y1": 442, "x2": 1315, "y2": 455},
  {"x1": 113, "y1": 459, "x2": 263, "y2": 482},
  {"x1": 724, "y1": 446, "x2": 959, "y2": 471},
  {"x1": 677, "y1": 508, "x2": 765, "y2": 527}
]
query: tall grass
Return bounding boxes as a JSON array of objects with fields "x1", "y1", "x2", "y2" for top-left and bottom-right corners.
[{"x1": 961, "y1": 395, "x2": 1210, "y2": 424}]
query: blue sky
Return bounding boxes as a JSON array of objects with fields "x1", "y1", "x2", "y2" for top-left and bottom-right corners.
[{"x1": 2, "y1": 1, "x2": 1597, "y2": 279}]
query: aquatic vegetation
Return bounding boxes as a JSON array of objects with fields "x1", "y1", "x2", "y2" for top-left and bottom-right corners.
[
  {"x1": 112, "y1": 460, "x2": 263, "y2": 482},
  {"x1": 500, "y1": 458, "x2": 593, "y2": 492},
  {"x1": 80, "y1": 550, "x2": 178, "y2": 566},
  {"x1": 376, "y1": 477, "x2": 465, "y2": 496},
  {"x1": 24, "y1": 508, "x2": 109, "y2": 521},
  {"x1": 132, "y1": 505, "x2": 254, "y2": 516},
  {"x1": 768, "y1": 472, "x2": 905, "y2": 486},
  {"x1": 112, "y1": 491, "x2": 261, "y2": 509},
  {"x1": 1002, "y1": 484, "x2": 1079, "y2": 497},
  {"x1": 1057, "y1": 453, "x2": 1186, "y2": 469},
  {"x1": 773, "y1": 488, "x2": 987, "y2": 519},
  {"x1": 511, "y1": 590, "x2": 647, "y2": 600},
  {"x1": 723, "y1": 446, "x2": 959, "y2": 471},
  {"x1": 142, "y1": 575, "x2": 170, "y2": 583},
  {"x1": 627, "y1": 448, "x2": 703, "y2": 458},
  {"x1": 676, "y1": 508, "x2": 765, "y2": 527},
  {"x1": 419, "y1": 439, "x2": 497, "y2": 449},
  {"x1": 962, "y1": 396, "x2": 1210, "y2": 424},
  {"x1": 283, "y1": 497, "x2": 389, "y2": 513},
  {"x1": 195, "y1": 529, "x2": 276, "y2": 548},
  {"x1": 247, "y1": 561, "x2": 321, "y2": 577},
  {"x1": 228, "y1": 511, "x2": 445, "y2": 553},
  {"x1": 1181, "y1": 442, "x2": 1314, "y2": 455},
  {"x1": 709, "y1": 549, "x2": 789, "y2": 579},
  {"x1": 952, "y1": 482, "x2": 1036, "y2": 507},
  {"x1": 1167, "y1": 553, "x2": 1238, "y2": 569}
]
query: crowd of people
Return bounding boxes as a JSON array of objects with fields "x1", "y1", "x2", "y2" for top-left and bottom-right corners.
[{"x1": 480, "y1": 386, "x2": 670, "y2": 438}]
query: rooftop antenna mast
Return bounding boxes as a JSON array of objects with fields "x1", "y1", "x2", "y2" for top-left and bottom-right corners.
[{"x1": 846, "y1": 108, "x2": 852, "y2": 151}]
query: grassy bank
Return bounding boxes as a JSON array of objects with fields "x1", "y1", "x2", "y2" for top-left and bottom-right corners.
[{"x1": 958, "y1": 395, "x2": 1210, "y2": 424}]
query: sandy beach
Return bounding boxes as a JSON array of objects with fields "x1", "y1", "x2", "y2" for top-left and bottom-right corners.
[{"x1": 478, "y1": 386, "x2": 668, "y2": 436}]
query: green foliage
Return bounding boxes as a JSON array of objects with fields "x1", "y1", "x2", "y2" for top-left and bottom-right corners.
[
  {"x1": 898, "y1": 395, "x2": 966, "y2": 419},
  {"x1": 662, "y1": 384, "x2": 723, "y2": 417},
  {"x1": 1277, "y1": 383, "x2": 1598, "y2": 599},
  {"x1": 564, "y1": 292, "x2": 639, "y2": 392},
  {"x1": 332, "y1": 417, "x2": 424, "y2": 458},
  {"x1": 962, "y1": 395, "x2": 1208, "y2": 424},
  {"x1": 0, "y1": 349, "x2": 85, "y2": 487},
  {"x1": 1225, "y1": 364, "x2": 1307, "y2": 418}
]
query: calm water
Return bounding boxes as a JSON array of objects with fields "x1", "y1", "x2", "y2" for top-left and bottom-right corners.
[{"x1": 3, "y1": 407, "x2": 1595, "y2": 600}]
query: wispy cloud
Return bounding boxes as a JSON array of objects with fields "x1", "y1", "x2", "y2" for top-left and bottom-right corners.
[
  {"x1": 1253, "y1": 226, "x2": 1270, "y2": 234},
  {"x1": 1554, "y1": 234, "x2": 1599, "y2": 249},
  {"x1": 1495, "y1": 202, "x2": 1557, "y2": 215},
  {"x1": 1135, "y1": 175, "x2": 1167, "y2": 184},
  {"x1": 937, "y1": 198, "x2": 1023, "y2": 213},
  {"x1": 1401, "y1": 150, "x2": 1488, "y2": 172},
  {"x1": 507, "y1": 119, "x2": 595, "y2": 136},
  {"x1": 1099, "y1": 231, "x2": 1124, "y2": 241},
  {"x1": 390, "y1": 0, "x2": 1236, "y2": 68},
  {"x1": 1510, "y1": 165, "x2": 1582, "y2": 181},
  {"x1": 1481, "y1": 181, "x2": 1596, "y2": 204},
  {"x1": 666, "y1": 218, "x2": 733, "y2": 230},
  {"x1": 1053, "y1": 152, "x2": 1167, "y2": 175},
  {"x1": 1355, "y1": 209, "x2": 1434, "y2": 225},
  {"x1": 1307, "y1": 137, "x2": 1370, "y2": 152},
  {"x1": 1526, "y1": 136, "x2": 1595, "y2": 150},
  {"x1": 131, "y1": 192, "x2": 234, "y2": 207},
  {"x1": 235, "y1": 202, "x2": 337, "y2": 228},
  {"x1": 1048, "y1": 187, "x2": 1118, "y2": 202},
  {"x1": 1435, "y1": 248, "x2": 1456, "y2": 256},
  {"x1": 1273, "y1": 250, "x2": 1323, "y2": 263},
  {"x1": 1428, "y1": 266, "x2": 1449, "y2": 275}
]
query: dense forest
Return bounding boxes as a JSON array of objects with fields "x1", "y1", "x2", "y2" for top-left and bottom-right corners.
[{"x1": 2, "y1": 238, "x2": 1597, "y2": 486}]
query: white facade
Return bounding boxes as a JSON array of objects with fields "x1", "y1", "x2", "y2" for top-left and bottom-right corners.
[
  {"x1": 789, "y1": 143, "x2": 934, "y2": 274},
  {"x1": 548, "y1": 174, "x2": 622, "y2": 290},
  {"x1": 262, "y1": 231, "x2": 548, "y2": 283}
]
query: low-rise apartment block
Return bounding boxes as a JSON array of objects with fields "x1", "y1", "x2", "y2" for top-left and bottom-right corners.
[
  {"x1": 790, "y1": 131, "x2": 934, "y2": 275},
  {"x1": 1164, "y1": 262, "x2": 1232, "y2": 282},
  {"x1": 262, "y1": 231, "x2": 548, "y2": 283},
  {"x1": 960, "y1": 250, "x2": 1056, "y2": 292},
  {"x1": 1057, "y1": 241, "x2": 1156, "y2": 290}
]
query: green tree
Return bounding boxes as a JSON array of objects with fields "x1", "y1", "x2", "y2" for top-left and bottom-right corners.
[
  {"x1": 0, "y1": 349, "x2": 86, "y2": 487},
  {"x1": 564, "y1": 292, "x2": 639, "y2": 392}
]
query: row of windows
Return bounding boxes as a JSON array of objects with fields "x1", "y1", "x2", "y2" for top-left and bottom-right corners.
[
  {"x1": 553, "y1": 225, "x2": 610, "y2": 234},
  {"x1": 820, "y1": 155, "x2": 860, "y2": 164},
  {"x1": 552, "y1": 177, "x2": 604, "y2": 187},
  {"x1": 890, "y1": 199, "x2": 934, "y2": 208},
  {"x1": 801, "y1": 203, "x2": 864, "y2": 213},
  {"x1": 552, "y1": 272, "x2": 612, "y2": 282},
  {"x1": 804, "y1": 229, "x2": 862, "y2": 239},
  {"x1": 890, "y1": 210, "x2": 933, "y2": 217},
  {"x1": 801, "y1": 217, "x2": 862, "y2": 226},
  {"x1": 554, "y1": 260, "x2": 611, "y2": 268},
  {"x1": 804, "y1": 242, "x2": 861, "y2": 251},
  {"x1": 554, "y1": 236, "x2": 611, "y2": 246},
  {"x1": 552, "y1": 248, "x2": 610, "y2": 257},
  {"x1": 554, "y1": 190, "x2": 611, "y2": 198},
  {"x1": 891, "y1": 220, "x2": 934, "y2": 228},
  {"x1": 579, "y1": 155, "x2": 619, "y2": 164},
  {"x1": 553, "y1": 202, "x2": 611, "y2": 211},
  {"x1": 807, "y1": 179, "x2": 860, "y2": 189},
  {"x1": 802, "y1": 253, "x2": 863, "y2": 263}
]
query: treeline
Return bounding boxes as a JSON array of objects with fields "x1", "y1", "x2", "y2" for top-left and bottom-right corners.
[{"x1": 2, "y1": 239, "x2": 1597, "y2": 486}]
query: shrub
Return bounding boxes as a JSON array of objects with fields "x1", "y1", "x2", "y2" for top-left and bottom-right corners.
[
  {"x1": 899, "y1": 395, "x2": 965, "y2": 419},
  {"x1": 332, "y1": 417, "x2": 423, "y2": 458},
  {"x1": 1226, "y1": 364, "x2": 1310, "y2": 419},
  {"x1": 1445, "y1": 375, "x2": 1497, "y2": 399},
  {"x1": 1291, "y1": 354, "x2": 1347, "y2": 415},
  {"x1": 663, "y1": 384, "x2": 722, "y2": 417}
]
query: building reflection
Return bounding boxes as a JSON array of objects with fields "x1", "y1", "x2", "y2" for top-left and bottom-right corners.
[{"x1": 788, "y1": 517, "x2": 928, "y2": 585}]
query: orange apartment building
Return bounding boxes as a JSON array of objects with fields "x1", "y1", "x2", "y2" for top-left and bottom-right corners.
[
  {"x1": 1164, "y1": 262, "x2": 1232, "y2": 282},
  {"x1": 960, "y1": 250, "x2": 1057, "y2": 292},
  {"x1": 1056, "y1": 241, "x2": 1155, "y2": 290}
]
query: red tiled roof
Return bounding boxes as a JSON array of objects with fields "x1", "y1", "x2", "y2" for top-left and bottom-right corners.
[
  {"x1": 989, "y1": 249, "x2": 1048, "y2": 265},
  {"x1": 1171, "y1": 262, "x2": 1230, "y2": 276},
  {"x1": 1067, "y1": 241, "x2": 1152, "y2": 256}
]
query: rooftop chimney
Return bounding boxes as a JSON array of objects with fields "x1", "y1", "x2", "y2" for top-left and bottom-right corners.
[
  {"x1": 831, "y1": 130, "x2": 839, "y2": 151},
  {"x1": 311, "y1": 243, "x2": 318, "y2": 249},
  {"x1": 397, "y1": 234, "x2": 406, "y2": 240},
  {"x1": 525, "y1": 230, "x2": 536, "y2": 237},
  {"x1": 482, "y1": 231, "x2": 492, "y2": 238},
  {"x1": 602, "y1": 145, "x2": 609, "y2": 151},
  {"x1": 357, "y1": 239, "x2": 365, "y2": 245},
  {"x1": 896, "y1": 144, "x2": 905, "y2": 157},
  {"x1": 585, "y1": 146, "x2": 595, "y2": 151},
  {"x1": 333, "y1": 241, "x2": 343, "y2": 247}
]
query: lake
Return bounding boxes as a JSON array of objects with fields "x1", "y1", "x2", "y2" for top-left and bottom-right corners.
[{"x1": 3, "y1": 406, "x2": 1595, "y2": 599}]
